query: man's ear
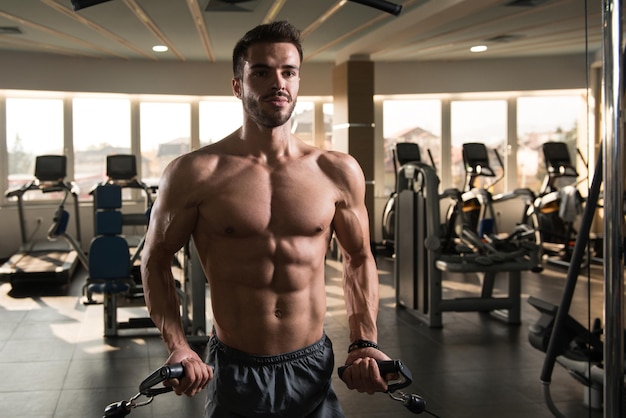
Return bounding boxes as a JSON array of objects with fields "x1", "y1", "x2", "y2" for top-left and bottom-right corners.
[{"x1": 232, "y1": 78, "x2": 242, "y2": 99}]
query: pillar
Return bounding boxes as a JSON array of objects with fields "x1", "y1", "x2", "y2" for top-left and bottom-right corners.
[{"x1": 333, "y1": 58, "x2": 376, "y2": 235}]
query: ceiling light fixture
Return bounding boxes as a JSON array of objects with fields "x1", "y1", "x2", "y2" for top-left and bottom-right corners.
[
  {"x1": 152, "y1": 45, "x2": 168, "y2": 52},
  {"x1": 470, "y1": 45, "x2": 488, "y2": 53}
]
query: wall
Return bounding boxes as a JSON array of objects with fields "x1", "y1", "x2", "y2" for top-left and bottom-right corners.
[
  {"x1": 0, "y1": 50, "x2": 589, "y2": 96},
  {"x1": 0, "y1": 50, "x2": 334, "y2": 97},
  {"x1": 375, "y1": 54, "x2": 590, "y2": 94}
]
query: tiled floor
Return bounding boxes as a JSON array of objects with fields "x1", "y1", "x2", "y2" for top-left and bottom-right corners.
[{"x1": 0, "y1": 253, "x2": 609, "y2": 418}]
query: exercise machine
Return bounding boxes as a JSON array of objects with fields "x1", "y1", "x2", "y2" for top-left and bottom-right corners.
[
  {"x1": 92, "y1": 154, "x2": 155, "y2": 280},
  {"x1": 526, "y1": 148, "x2": 624, "y2": 416},
  {"x1": 533, "y1": 142, "x2": 588, "y2": 268},
  {"x1": 50, "y1": 180, "x2": 206, "y2": 340},
  {"x1": 78, "y1": 155, "x2": 207, "y2": 340},
  {"x1": 394, "y1": 161, "x2": 539, "y2": 327},
  {"x1": 447, "y1": 142, "x2": 542, "y2": 269},
  {"x1": 527, "y1": 296, "x2": 605, "y2": 411},
  {"x1": 458, "y1": 142, "x2": 503, "y2": 235},
  {"x1": 526, "y1": 115, "x2": 626, "y2": 414},
  {"x1": 379, "y1": 142, "x2": 423, "y2": 255},
  {"x1": 0, "y1": 155, "x2": 82, "y2": 288},
  {"x1": 458, "y1": 142, "x2": 538, "y2": 239},
  {"x1": 81, "y1": 183, "x2": 155, "y2": 337}
]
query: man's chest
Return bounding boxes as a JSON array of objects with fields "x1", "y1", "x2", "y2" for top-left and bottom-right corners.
[{"x1": 202, "y1": 164, "x2": 339, "y2": 237}]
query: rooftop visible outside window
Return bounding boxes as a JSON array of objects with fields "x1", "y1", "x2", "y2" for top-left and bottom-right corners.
[
  {"x1": 517, "y1": 95, "x2": 585, "y2": 193},
  {"x1": 73, "y1": 97, "x2": 131, "y2": 199},
  {"x1": 382, "y1": 99, "x2": 441, "y2": 196},
  {"x1": 140, "y1": 101, "x2": 191, "y2": 187},
  {"x1": 451, "y1": 100, "x2": 507, "y2": 194}
]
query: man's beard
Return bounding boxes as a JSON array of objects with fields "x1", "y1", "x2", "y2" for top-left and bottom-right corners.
[{"x1": 243, "y1": 93, "x2": 296, "y2": 128}]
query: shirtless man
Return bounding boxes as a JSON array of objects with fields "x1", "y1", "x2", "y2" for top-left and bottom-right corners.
[{"x1": 141, "y1": 21, "x2": 391, "y2": 417}]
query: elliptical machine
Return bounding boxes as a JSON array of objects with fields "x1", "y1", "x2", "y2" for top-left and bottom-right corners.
[
  {"x1": 446, "y1": 142, "x2": 542, "y2": 271},
  {"x1": 457, "y1": 142, "x2": 504, "y2": 236},
  {"x1": 534, "y1": 142, "x2": 587, "y2": 268}
]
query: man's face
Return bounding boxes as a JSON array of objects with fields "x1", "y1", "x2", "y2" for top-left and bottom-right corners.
[{"x1": 233, "y1": 42, "x2": 300, "y2": 128}]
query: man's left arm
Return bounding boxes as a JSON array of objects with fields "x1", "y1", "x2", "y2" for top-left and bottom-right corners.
[{"x1": 331, "y1": 154, "x2": 391, "y2": 394}]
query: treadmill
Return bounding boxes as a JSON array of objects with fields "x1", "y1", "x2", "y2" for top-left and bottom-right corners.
[{"x1": 0, "y1": 155, "x2": 82, "y2": 288}]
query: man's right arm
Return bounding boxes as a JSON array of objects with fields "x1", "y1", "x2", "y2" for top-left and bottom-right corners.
[{"x1": 140, "y1": 156, "x2": 212, "y2": 396}]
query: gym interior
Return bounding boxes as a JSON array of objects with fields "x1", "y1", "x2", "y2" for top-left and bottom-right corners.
[{"x1": 0, "y1": 1, "x2": 622, "y2": 417}]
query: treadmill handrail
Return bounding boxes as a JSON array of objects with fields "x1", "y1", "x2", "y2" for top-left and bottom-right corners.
[
  {"x1": 5, "y1": 180, "x2": 36, "y2": 198},
  {"x1": 5, "y1": 178, "x2": 81, "y2": 246}
]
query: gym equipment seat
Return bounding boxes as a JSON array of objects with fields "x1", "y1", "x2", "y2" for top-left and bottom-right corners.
[{"x1": 83, "y1": 183, "x2": 154, "y2": 337}]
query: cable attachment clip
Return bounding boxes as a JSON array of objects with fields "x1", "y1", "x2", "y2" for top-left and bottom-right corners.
[
  {"x1": 338, "y1": 359, "x2": 426, "y2": 414},
  {"x1": 102, "y1": 364, "x2": 185, "y2": 417}
]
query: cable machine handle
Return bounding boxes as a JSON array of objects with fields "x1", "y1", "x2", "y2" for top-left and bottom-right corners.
[
  {"x1": 139, "y1": 363, "x2": 185, "y2": 397},
  {"x1": 337, "y1": 359, "x2": 412, "y2": 393}
]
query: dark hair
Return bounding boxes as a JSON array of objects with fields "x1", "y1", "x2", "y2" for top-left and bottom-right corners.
[{"x1": 232, "y1": 21, "x2": 303, "y2": 80}]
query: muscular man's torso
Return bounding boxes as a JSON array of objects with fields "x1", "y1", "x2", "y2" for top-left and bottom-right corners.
[{"x1": 188, "y1": 138, "x2": 343, "y2": 355}]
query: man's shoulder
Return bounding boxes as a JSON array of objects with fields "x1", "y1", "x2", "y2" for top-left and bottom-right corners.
[
  {"x1": 161, "y1": 146, "x2": 226, "y2": 188},
  {"x1": 315, "y1": 149, "x2": 364, "y2": 194},
  {"x1": 317, "y1": 149, "x2": 361, "y2": 174},
  {"x1": 170, "y1": 146, "x2": 219, "y2": 168}
]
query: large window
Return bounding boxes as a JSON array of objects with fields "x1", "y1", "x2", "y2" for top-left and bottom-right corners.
[
  {"x1": 517, "y1": 95, "x2": 585, "y2": 193},
  {"x1": 2, "y1": 90, "x2": 589, "y2": 205},
  {"x1": 322, "y1": 103, "x2": 334, "y2": 150},
  {"x1": 291, "y1": 101, "x2": 332, "y2": 148},
  {"x1": 73, "y1": 97, "x2": 131, "y2": 198},
  {"x1": 140, "y1": 101, "x2": 191, "y2": 186},
  {"x1": 199, "y1": 99, "x2": 333, "y2": 149},
  {"x1": 6, "y1": 98, "x2": 64, "y2": 200},
  {"x1": 382, "y1": 99, "x2": 441, "y2": 195},
  {"x1": 199, "y1": 99, "x2": 242, "y2": 146},
  {"x1": 451, "y1": 100, "x2": 507, "y2": 193},
  {"x1": 291, "y1": 101, "x2": 314, "y2": 145}
]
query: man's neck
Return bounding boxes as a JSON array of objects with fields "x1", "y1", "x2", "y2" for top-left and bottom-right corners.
[{"x1": 239, "y1": 121, "x2": 296, "y2": 162}]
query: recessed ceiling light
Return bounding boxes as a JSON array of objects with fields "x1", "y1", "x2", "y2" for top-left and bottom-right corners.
[
  {"x1": 470, "y1": 45, "x2": 488, "y2": 53},
  {"x1": 152, "y1": 45, "x2": 168, "y2": 52}
]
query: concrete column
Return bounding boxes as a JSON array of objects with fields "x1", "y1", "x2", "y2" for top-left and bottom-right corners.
[{"x1": 333, "y1": 58, "x2": 376, "y2": 235}]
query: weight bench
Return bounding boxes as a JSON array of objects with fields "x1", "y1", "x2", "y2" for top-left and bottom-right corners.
[{"x1": 433, "y1": 256, "x2": 537, "y2": 327}]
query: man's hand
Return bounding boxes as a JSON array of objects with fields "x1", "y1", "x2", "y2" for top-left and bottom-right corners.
[
  {"x1": 164, "y1": 347, "x2": 213, "y2": 397},
  {"x1": 340, "y1": 347, "x2": 392, "y2": 394}
]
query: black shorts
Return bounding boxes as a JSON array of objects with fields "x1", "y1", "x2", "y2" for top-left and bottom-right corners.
[{"x1": 204, "y1": 333, "x2": 345, "y2": 418}]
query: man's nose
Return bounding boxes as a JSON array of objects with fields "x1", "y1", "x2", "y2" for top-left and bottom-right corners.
[{"x1": 270, "y1": 72, "x2": 286, "y2": 90}]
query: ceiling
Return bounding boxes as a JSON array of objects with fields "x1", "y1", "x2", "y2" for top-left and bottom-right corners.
[{"x1": 0, "y1": 0, "x2": 603, "y2": 65}]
